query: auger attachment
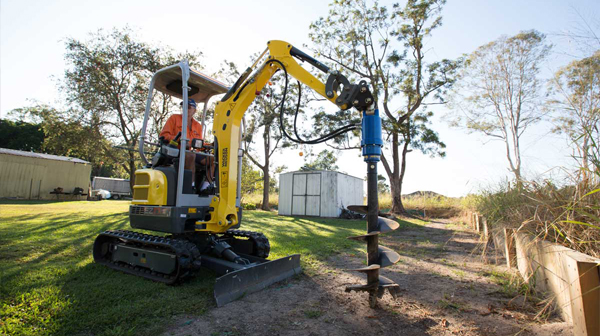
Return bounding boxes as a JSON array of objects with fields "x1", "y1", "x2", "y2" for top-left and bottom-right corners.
[{"x1": 346, "y1": 108, "x2": 402, "y2": 307}]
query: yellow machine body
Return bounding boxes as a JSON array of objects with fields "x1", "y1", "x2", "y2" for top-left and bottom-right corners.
[{"x1": 131, "y1": 169, "x2": 168, "y2": 206}]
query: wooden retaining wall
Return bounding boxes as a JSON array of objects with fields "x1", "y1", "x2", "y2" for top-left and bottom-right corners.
[{"x1": 467, "y1": 212, "x2": 599, "y2": 336}]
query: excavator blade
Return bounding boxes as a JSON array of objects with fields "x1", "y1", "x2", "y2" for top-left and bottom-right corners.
[{"x1": 212, "y1": 254, "x2": 301, "y2": 307}]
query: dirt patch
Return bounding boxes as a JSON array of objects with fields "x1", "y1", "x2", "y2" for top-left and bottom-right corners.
[{"x1": 164, "y1": 219, "x2": 572, "y2": 336}]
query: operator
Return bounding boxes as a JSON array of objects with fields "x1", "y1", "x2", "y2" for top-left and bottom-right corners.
[{"x1": 159, "y1": 98, "x2": 215, "y2": 192}]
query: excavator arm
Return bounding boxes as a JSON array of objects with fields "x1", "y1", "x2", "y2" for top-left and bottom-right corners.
[{"x1": 200, "y1": 40, "x2": 374, "y2": 233}]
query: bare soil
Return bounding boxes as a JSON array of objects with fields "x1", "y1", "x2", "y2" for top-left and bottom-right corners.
[{"x1": 164, "y1": 219, "x2": 572, "y2": 336}]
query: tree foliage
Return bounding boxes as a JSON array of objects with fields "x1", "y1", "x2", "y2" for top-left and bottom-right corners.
[
  {"x1": 549, "y1": 51, "x2": 600, "y2": 181},
  {"x1": 61, "y1": 27, "x2": 204, "y2": 185},
  {"x1": 449, "y1": 30, "x2": 551, "y2": 184},
  {"x1": 302, "y1": 149, "x2": 339, "y2": 171},
  {"x1": 309, "y1": 0, "x2": 460, "y2": 213},
  {"x1": 9, "y1": 104, "x2": 124, "y2": 177},
  {"x1": 218, "y1": 59, "x2": 295, "y2": 210},
  {"x1": 0, "y1": 119, "x2": 43, "y2": 152}
]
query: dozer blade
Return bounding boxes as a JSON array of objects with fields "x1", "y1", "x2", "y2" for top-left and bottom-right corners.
[{"x1": 212, "y1": 254, "x2": 301, "y2": 307}]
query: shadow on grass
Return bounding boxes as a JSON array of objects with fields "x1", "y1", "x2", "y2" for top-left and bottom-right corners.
[
  {"x1": 0, "y1": 205, "x2": 475, "y2": 336},
  {"x1": 0, "y1": 204, "x2": 216, "y2": 336}
]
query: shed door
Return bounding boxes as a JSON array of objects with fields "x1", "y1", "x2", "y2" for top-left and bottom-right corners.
[{"x1": 291, "y1": 173, "x2": 321, "y2": 216}]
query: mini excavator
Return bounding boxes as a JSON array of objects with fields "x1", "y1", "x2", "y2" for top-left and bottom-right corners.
[{"x1": 93, "y1": 40, "x2": 401, "y2": 307}]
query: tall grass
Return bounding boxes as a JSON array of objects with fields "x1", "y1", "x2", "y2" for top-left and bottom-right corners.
[
  {"x1": 240, "y1": 192, "x2": 279, "y2": 209},
  {"x1": 473, "y1": 177, "x2": 600, "y2": 258},
  {"x1": 379, "y1": 193, "x2": 466, "y2": 218},
  {"x1": 240, "y1": 191, "x2": 467, "y2": 219}
]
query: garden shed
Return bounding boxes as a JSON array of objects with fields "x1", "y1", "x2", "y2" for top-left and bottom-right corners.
[
  {"x1": 0, "y1": 148, "x2": 91, "y2": 199},
  {"x1": 278, "y1": 170, "x2": 363, "y2": 217}
]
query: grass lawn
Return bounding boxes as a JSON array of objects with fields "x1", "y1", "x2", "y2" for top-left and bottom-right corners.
[{"x1": 0, "y1": 200, "x2": 420, "y2": 336}]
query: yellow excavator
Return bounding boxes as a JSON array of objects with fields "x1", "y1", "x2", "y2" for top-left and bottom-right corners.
[{"x1": 93, "y1": 40, "x2": 400, "y2": 307}]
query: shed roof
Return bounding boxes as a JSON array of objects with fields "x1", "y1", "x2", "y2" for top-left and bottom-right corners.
[
  {"x1": 279, "y1": 170, "x2": 362, "y2": 180},
  {"x1": 0, "y1": 148, "x2": 90, "y2": 164}
]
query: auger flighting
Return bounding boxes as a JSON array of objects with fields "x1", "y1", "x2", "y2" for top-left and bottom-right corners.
[{"x1": 345, "y1": 107, "x2": 402, "y2": 308}]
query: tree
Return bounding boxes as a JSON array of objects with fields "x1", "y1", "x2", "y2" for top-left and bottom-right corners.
[
  {"x1": 377, "y1": 174, "x2": 390, "y2": 193},
  {"x1": 240, "y1": 156, "x2": 264, "y2": 195},
  {"x1": 449, "y1": 30, "x2": 551, "y2": 186},
  {"x1": 0, "y1": 119, "x2": 43, "y2": 152},
  {"x1": 309, "y1": 0, "x2": 460, "y2": 213},
  {"x1": 549, "y1": 51, "x2": 600, "y2": 182},
  {"x1": 9, "y1": 104, "x2": 123, "y2": 177},
  {"x1": 61, "y1": 28, "x2": 204, "y2": 188},
  {"x1": 218, "y1": 60, "x2": 294, "y2": 211},
  {"x1": 302, "y1": 149, "x2": 339, "y2": 170}
]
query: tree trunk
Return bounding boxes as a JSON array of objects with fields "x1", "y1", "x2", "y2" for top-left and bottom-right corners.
[
  {"x1": 261, "y1": 130, "x2": 271, "y2": 211},
  {"x1": 390, "y1": 139, "x2": 410, "y2": 214},
  {"x1": 389, "y1": 175, "x2": 405, "y2": 214},
  {"x1": 262, "y1": 167, "x2": 270, "y2": 211},
  {"x1": 128, "y1": 152, "x2": 136, "y2": 191}
]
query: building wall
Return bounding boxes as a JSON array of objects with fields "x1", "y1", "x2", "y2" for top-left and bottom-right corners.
[
  {"x1": 0, "y1": 154, "x2": 92, "y2": 199},
  {"x1": 278, "y1": 171, "x2": 362, "y2": 218},
  {"x1": 320, "y1": 171, "x2": 338, "y2": 217},
  {"x1": 337, "y1": 173, "x2": 364, "y2": 215},
  {"x1": 278, "y1": 172, "x2": 294, "y2": 215}
]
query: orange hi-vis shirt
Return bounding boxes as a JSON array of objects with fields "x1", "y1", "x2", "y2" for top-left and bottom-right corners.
[{"x1": 159, "y1": 114, "x2": 203, "y2": 142}]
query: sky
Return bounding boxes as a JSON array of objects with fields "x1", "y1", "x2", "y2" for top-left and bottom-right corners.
[{"x1": 1, "y1": 0, "x2": 598, "y2": 197}]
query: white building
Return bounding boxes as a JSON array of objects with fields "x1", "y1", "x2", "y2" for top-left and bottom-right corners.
[{"x1": 278, "y1": 170, "x2": 363, "y2": 217}]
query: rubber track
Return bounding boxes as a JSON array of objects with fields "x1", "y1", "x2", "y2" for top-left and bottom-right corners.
[
  {"x1": 223, "y1": 229, "x2": 271, "y2": 259},
  {"x1": 93, "y1": 230, "x2": 201, "y2": 285}
]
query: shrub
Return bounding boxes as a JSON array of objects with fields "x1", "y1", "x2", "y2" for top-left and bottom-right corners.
[{"x1": 241, "y1": 203, "x2": 257, "y2": 210}]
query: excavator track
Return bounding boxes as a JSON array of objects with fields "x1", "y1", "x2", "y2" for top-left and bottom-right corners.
[
  {"x1": 222, "y1": 229, "x2": 270, "y2": 258},
  {"x1": 93, "y1": 230, "x2": 202, "y2": 285}
]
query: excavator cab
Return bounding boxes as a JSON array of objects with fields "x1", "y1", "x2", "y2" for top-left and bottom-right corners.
[{"x1": 129, "y1": 63, "x2": 229, "y2": 233}]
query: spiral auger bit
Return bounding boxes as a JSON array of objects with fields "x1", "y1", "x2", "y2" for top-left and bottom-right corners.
[{"x1": 345, "y1": 106, "x2": 402, "y2": 308}]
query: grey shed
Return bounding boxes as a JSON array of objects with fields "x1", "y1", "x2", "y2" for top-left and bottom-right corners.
[{"x1": 278, "y1": 170, "x2": 364, "y2": 217}]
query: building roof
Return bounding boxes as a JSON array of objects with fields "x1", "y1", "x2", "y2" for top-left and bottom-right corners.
[
  {"x1": 279, "y1": 170, "x2": 362, "y2": 180},
  {"x1": 0, "y1": 148, "x2": 90, "y2": 164}
]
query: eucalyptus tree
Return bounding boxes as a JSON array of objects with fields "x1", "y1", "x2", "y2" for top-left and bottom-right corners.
[
  {"x1": 450, "y1": 30, "x2": 551, "y2": 187},
  {"x1": 218, "y1": 60, "x2": 297, "y2": 210},
  {"x1": 549, "y1": 51, "x2": 600, "y2": 182},
  {"x1": 62, "y1": 28, "x2": 204, "y2": 186},
  {"x1": 309, "y1": 0, "x2": 460, "y2": 213}
]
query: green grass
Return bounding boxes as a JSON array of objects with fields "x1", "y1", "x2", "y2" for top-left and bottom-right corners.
[
  {"x1": 480, "y1": 269, "x2": 531, "y2": 298},
  {"x1": 0, "y1": 200, "x2": 417, "y2": 336}
]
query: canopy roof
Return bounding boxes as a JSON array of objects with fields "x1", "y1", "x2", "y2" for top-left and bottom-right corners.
[{"x1": 154, "y1": 67, "x2": 229, "y2": 103}]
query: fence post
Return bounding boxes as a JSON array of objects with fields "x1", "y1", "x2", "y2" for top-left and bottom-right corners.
[
  {"x1": 503, "y1": 228, "x2": 516, "y2": 268},
  {"x1": 482, "y1": 217, "x2": 489, "y2": 238}
]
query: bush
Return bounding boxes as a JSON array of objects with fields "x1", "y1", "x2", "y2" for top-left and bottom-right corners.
[
  {"x1": 241, "y1": 202, "x2": 257, "y2": 210},
  {"x1": 474, "y1": 179, "x2": 600, "y2": 258}
]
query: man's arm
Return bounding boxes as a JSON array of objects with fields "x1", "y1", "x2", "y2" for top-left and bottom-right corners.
[{"x1": 159, "y1": 115, "x2": 177, "y2": 142}]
